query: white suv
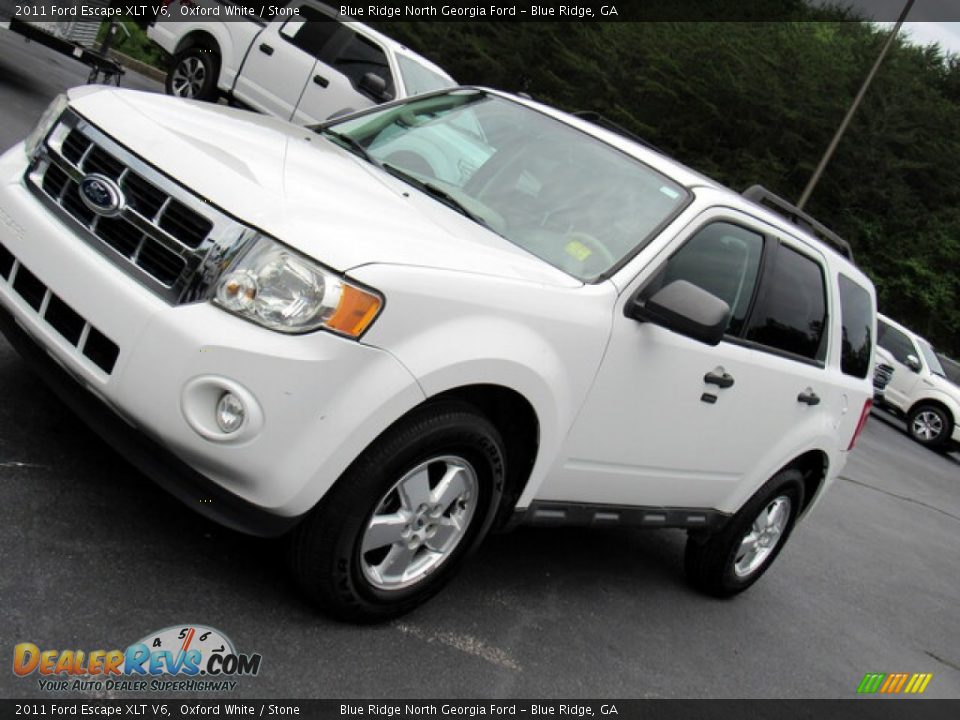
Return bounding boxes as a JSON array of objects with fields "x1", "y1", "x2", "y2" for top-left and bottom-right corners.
[
  {"x1": 0, "y1": 86, "x2": 876, "y2": 620},
  {"x1": 148, "y1": 0, "x2": 455, "y2": 123},
  {"x1": 876, "y1": 314, "x2": 960, "y2": 451}
]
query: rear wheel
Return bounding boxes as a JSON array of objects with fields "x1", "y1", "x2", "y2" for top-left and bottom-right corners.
[
  {"x1": 685, "y1": 469, "x2": 804, "y2": 597},
  {"x1": 166, "y1": 48, "x2": 220, "y2": 101},
  {"x1": 289, "y1": 402, "x2": 505, "y2": 622},
  {"x1": 907, "y1": 404, "x2": 952, "y2": 450}
]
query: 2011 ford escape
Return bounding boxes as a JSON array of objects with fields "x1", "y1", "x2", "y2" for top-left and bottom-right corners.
[{"x1": 0, "y1": 86, "x2": 877, "y2": 620}]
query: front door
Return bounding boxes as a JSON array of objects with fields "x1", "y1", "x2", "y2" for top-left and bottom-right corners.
[{"x1": 542, "y1": 210, "x2": 839, "y2": 511}]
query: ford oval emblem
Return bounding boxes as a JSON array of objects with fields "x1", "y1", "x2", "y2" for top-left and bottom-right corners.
[{"x1": 79, "y1": 174, "x2": 124, "y2": 217}]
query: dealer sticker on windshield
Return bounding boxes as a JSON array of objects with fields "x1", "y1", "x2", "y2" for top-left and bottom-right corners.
[{"x1": 565, "y1": 240, "x2": 593, "y2": 262}]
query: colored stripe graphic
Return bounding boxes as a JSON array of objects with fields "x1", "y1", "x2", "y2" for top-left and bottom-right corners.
[
  {"x1": 857, "y1": 672, "x2": 932, "y2": 694},
  {"x1": 857, "y1": 673, "x2": 886, "y2": 693}
]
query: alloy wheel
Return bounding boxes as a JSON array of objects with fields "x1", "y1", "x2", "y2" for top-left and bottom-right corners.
[
  {"x1": 360, "y1": 455, "x2": 478, "y2": 591},
  {"x1": 734, "y1": 495, "x2": 791, "y2": 578}
]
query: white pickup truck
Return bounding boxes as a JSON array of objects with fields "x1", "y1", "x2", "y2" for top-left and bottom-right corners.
[{"x1": 148, "y1": 0, "x2": 455, "y2": 123}]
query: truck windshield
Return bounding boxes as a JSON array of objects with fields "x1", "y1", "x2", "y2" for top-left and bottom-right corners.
[
  {"x1": 397, "y1": 56, "x2": 456, "y2": 96},
  {"x1": 325, "y1": 90, "x2": 689, "y2": 281},
  {"x1": 917, "y1": 338, "x2": 946, "y2": 377}
]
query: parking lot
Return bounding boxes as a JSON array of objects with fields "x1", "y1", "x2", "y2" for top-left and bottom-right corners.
[{"x1": 0, "y1": 28, "x2": 958, "y2": 700}]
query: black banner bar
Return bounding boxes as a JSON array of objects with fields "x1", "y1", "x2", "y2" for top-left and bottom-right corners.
[
  {"x1": 1, "y1": 700, "x2": 959, "y2": 720},
  {"x1": 2, "y1": 0, "x2": 960, "y2": 23}
]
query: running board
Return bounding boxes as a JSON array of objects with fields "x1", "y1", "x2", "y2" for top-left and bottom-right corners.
[{"x1": 519, "y1": 501, "x2": 729, "y2": 531}]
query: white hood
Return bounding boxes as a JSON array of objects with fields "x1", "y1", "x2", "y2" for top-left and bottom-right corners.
[{"x1": 67, "y1": 88, "x2": 580, "y2": 288}]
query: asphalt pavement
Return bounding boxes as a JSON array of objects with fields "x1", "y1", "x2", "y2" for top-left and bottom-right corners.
[{"x1": 0, "y1": 27, "x2": 958, "y2": 701}]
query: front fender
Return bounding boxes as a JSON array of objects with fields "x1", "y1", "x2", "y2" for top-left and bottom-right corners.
[{"x1": 350, "y1": 264, "x2": 616, "y2": 502}]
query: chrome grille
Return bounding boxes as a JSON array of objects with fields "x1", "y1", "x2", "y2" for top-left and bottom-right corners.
[
  {"x1": 873, "y1": 362, "x2": 895, "y2": 391},
  {"x1": 26, "y1": 111, "x2": 250, "y2": 304},
  {"x1": 0, "y1": 239, "x2": 119, "y2": 375}
]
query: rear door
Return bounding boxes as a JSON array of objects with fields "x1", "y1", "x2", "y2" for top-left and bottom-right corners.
[
  {"x1": 543, "y1": 208, "x2": 841, "y2": 512},
  {"x1": 293, "y1": 26, "x2": 395, "y2": 123},
  {"x1": 233, "y1": 3, "x2": 340, "y2": 120}
]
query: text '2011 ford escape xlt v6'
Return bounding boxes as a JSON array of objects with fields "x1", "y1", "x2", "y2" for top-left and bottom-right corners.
[{"x1": 0, "y1": 86, "x2": 876, "y2": 621}]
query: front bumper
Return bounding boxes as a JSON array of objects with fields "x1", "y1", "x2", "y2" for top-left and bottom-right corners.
[
  {"x1": 0, "y1": 142, "x2": 424, "y2": 530},
  {"x1": 0, "y1": 302, "x2": 293, "y2": 536}
]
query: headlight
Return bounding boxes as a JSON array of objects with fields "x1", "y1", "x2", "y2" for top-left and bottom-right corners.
[
  {"x1": 212, "y1": 235, "x2": 382, "y2": 338},
  {"x1": 24, "y1": 94, "x2": 69, "y2": 158}
]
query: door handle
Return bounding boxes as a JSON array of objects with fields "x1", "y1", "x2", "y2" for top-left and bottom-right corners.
[
  {"x1": 704, "y1": 371, "x2": 735, "y2": 389},
  {"x1": 797, "y1": 390, "x2": 821, "y2": 406},
  {"x1": 313, "y1": 74, "x2": 329, "y2": 88},
  {"x1": 259, "y1": 43, "x2": 274, "y2": 56}
]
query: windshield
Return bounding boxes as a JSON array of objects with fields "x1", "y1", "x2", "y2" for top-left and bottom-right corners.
[
  {"x1": 917, "y1": 338, "x2": 946, "y2": 377},
  {"x1": 397, "y1": 56, "x2": 456, "y2": 96},
  {"x1": 327, "y1": 90, "x2": 689, "y2": 281}
]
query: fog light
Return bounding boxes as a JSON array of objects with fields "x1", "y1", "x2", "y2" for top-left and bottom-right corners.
[{"x1": 216, "y1": 392, "x2": 246, "y2": 433}]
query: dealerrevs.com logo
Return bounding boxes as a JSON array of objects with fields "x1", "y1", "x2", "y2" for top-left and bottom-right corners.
[{"x1": 13, "y1": 625, "x2": 262, "y2": 693}]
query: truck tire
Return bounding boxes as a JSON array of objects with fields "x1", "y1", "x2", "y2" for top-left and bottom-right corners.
[
  {"x1": 685, "y1": 469, "x2": 804, "y2": 597},
  {"x1": 166, "y1": 47, "x2": 220, "y2": 101},
  {"x1": 907, "y1": 404, "x2": 953, "y2": 450},
  {"x1": 288, "y1": 402, "x2": 506, "y2": 622}
]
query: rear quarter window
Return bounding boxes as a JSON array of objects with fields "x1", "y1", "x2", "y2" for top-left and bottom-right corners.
[
  {"x1": 837, "y1": 275, "x2": 873, "y2": 378},
  {"x1": 744, "y1": 244, "x2": 828, "y2": 362}
]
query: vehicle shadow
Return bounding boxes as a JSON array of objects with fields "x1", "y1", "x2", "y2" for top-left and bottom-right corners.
[{"x1": 0, "y1": 350, "x2": 694, "y2": 627}]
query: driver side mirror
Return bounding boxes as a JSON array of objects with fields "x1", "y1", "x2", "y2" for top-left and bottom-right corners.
[
  {"x1": 359, "y1": 72, "x2": 389, "y2": 102},
  {"x1": 625, "y1": 280, "x2": 730, "y2": 347},
  {"x1": 905, "y1": 354, "x2": 922, "y2": 372}
]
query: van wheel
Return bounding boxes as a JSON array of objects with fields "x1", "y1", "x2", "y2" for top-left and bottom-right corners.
[
  {"x1": 907, "y1": 404, "x2": 952, "y2": 450},
  {"x1": 289, "y1": 402, "x2": 505, "y2": 622},
  {"x1": 685, "y1": 469, "x2": 804, "y2": 597},
  {"x1": 166, "y1": 48, "x2": 220, "y2": 101}
]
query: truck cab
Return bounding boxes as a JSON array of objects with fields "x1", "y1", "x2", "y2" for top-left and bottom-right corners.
[{"x1": 148, "y1": 0, "x2": 455, "y2": 123}]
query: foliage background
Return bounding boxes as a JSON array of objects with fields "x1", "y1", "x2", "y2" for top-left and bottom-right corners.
[{"x1": 371, "y1": 17, "x2": 960, "y2": 355}]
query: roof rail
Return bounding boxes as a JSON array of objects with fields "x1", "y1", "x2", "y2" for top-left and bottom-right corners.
[
  {"x1": 572, "y1": 111, "x2": 663, "y2": 153},
  {"x1": 742, "y1": 185, "x2": 853, "y2": 261}
]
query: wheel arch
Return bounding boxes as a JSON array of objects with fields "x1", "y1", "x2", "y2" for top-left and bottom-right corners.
[
  {"x1": 174, "y1": 29, "x2": 223, "y2": 58},
  {"x1": 779, "y1": 449, "x2": 829, "y2": 518},
  {"x1": 907, "y1": 397, "x2": 956, "y2": 429},
  {"x1": 428, "y1": 385, "x2": 541, "y2": 530}
]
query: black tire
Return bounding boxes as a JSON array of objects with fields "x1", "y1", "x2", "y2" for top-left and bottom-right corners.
[
  {"x1": 685, "y1": 469, "x2": 804, "y2": 597},
  {"x1": 288, "y1": 402, "x2": 506, "y2": 622},
  {"x1": 165, "y1": 47, "x2": 220, "y2": 101},
  {"x1": 907, "y1": 404, "x2": 953, "y2": 451}
]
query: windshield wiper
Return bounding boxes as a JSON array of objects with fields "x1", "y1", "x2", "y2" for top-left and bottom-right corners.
[
  {"x1": 382, "y1": 163, "x2": 491, "y2": 229},
  {"x1": 319, "y1": 129, "x2": 383, "y2": 169}
]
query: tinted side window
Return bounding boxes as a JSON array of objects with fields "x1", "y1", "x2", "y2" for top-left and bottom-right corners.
[
  {"x1": 745, "y1": 244, "x2": 827, "y2": 361},
  {"x1": 333, "y1": 32, "x2": 395, "y2": 100},
  {"x1": 280, "y1": 7, "x2": 340, "y2": 59},
  {"x1": 646, "y1": 222, "x2": 764, "y2": 335},
  {"x1": 838, "y1": 275, "x2": 873, "y2": 378},
  {"x1": 877, "y1": 320, "x2": 917, "y2": 365}
]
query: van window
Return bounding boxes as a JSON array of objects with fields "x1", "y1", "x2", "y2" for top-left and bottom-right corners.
[
  {"x1": 744, "y1": 244, "x2": 827, "y2": 362},
  {"x1": 877, "y1": 319, "x2": 918, "y2": 366},
  {"x1": 280, "y1": 6, "x2": 340, "y2": 59},
  {"x1": 334, "y1": 32, "x2": 395, "y2": 100},
  {"x1": 838, "y1": 275, "x2": 873, "y2": 378}
]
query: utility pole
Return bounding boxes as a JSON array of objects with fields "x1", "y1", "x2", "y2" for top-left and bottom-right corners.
[{"x1": 797, "y1": 0, "x2": 915, "y2": 210}]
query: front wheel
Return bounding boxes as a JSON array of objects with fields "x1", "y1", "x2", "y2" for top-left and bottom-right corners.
[
  {"x1": 166, "y1": 48, "x2": 220, "y2": 101},
  {"x1": 685, "y1": 469, "x2": 804, "y2": 597},
  {"x1": 288, "y1": 402, "x2": 505, "y2": 622},
  {"x1": 907, "y1": 404, "x2": 952, "y2": 450}
]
